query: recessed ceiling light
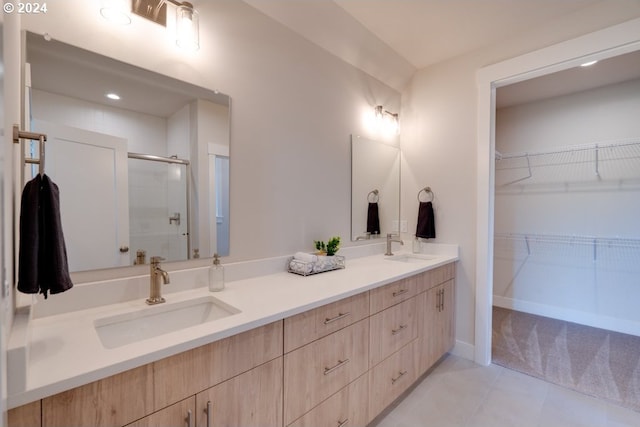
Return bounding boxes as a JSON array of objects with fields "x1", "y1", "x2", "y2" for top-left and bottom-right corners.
[
  {"x1": 106, "y1": 93, "x2": 121, "y2": 100},
  {"x1": 580, "y1": 60, "x2": 598, "y2": 67}
]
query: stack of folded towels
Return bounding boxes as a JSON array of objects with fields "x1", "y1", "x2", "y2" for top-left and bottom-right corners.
[{"x1": 289, "y1": 252, "x2": 318, "y2": 275}]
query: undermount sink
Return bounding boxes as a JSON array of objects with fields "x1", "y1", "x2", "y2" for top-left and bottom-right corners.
[
  {"x1": 385, "y1": 254, "x2": 439, "y2": 263},
  {"x1": 94, "y1": 296, "x2": 240, "y2": 349}
]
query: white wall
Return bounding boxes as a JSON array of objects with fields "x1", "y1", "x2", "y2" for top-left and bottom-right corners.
[
  {"x1": 19, "y1": 0, "x2": 401, "y2": 264},
  {"x1": 400, "y1": 3, "x2": 640, "y2": 355},
  {"x1": 493, "y1": 79, "x2": 640, "y2": 335}
]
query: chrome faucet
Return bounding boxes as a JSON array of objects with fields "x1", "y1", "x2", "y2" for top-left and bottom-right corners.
[
  {"x1": 146, "y1": 256, "x2": 170, "y2": 305},
  {"x1": 385, "y1": 233, "x2": 404, "y2": 256}
]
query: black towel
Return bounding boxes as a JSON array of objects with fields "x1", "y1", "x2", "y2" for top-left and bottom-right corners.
[
  {"x1": 416, "y1": 201, "x2": 436, "y2": 239},
  {"x1": 18, "y1": 174, "x2": 73, "y2": 299},
  {"x1": 367, "y1": 202, "x2": 380, "y2": 235}
]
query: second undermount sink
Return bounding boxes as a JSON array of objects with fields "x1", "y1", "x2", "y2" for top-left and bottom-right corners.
[
  {"x1": 385, "y1": 254, "x2": 440, "y2": 263},
  {"x1": 94, "y1": 296, "x2": 240, "y2": 349}
]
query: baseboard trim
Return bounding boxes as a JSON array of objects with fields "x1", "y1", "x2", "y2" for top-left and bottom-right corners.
[{"x1": 451, "y1": 340, "x2": 474, "y2": 361}]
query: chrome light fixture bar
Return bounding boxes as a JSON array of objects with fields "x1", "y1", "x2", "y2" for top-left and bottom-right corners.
[{"x1": 101, "y1": 0, "x2": 200, "y2": 51}]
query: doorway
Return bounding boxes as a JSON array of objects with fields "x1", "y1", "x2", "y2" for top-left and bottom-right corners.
[{"x1": 474, "y1": 18, "x2": 640, "y2": 367}]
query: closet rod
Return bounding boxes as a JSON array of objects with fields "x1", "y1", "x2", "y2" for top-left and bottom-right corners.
[{"x1": 494, "y1": 232, "x2": 640, "y2": 249}]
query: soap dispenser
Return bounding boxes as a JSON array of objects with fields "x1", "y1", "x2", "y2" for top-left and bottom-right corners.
[{"x1": 209, "y1": 253, "x2": 225, "y2": 292}]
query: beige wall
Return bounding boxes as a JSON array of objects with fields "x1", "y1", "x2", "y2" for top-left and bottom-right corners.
[{"x1": 400, "y1": 2, "x2": 640, "y2": 354}]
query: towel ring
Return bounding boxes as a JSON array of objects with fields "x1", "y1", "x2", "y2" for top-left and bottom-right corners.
[
  {"x1": 417, "y1": 186, "x2": 434, "y2": 202},
  {"x1": 368, "y1": 189, "x2": 379, "y2": 203}
]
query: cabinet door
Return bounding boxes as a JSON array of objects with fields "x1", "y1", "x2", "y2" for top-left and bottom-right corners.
[
  {"x1": 125, "y1": 397, "x2": 195, "y2": 427},
  {"x1": 369, "y1": 297, "x2": 417, "y2": 367},
  {"x1": 8, "y1": 400, "x2": 41, "y2": 427},
  {"x1": 195, "y1": 358, "x2": 283, "y2": 427},
  {"x1": 288, "y1": 374, "x2": 369, "y2": 427},
  {"x1": 284, "y1": 292, "x2": 369, "y2": 352},
  {"x1": 417, "y1": 279, "x2": 455, "y2": 374},
  {"x1": 284, "y1": 319, "x2": 369, "y2": 425},
  {"x1": 42, "y1": 364, "x2": 154, "y2": 427}
]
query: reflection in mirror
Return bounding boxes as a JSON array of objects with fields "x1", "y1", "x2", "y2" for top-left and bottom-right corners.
[
  {"x1": 23, "y1": 32, "x2": 230, "y2": 272},
  {"x1": 350, "y1": 135, "x2": 400, "y2": 241}
]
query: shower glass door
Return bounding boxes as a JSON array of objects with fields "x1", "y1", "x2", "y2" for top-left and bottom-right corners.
[{"x1": 128, "y1": 158, "x2": 189, "y2": 263}]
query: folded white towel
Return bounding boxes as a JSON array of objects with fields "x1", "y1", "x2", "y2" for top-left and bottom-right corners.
[{"x1": 294, "y1": 252, "x2": 318, "y2": 263}]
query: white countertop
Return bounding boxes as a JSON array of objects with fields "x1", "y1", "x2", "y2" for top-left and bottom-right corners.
[{"x1": 7, "y1": 248, "x2": 457, "y2": 409}]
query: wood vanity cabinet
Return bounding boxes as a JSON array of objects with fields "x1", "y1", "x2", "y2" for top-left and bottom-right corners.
[{"x1": 8, "y1": 262, "x2": 456, "y2": 427}]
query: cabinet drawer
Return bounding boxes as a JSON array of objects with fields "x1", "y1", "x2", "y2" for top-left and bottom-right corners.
[
  {"x1": 369, "y1": 297, "x2": 417, "y2": 367},
  {"x1": 284, "y1": 319, "x2": 369, "y2": 425},
  {"x1": 368, "y1": 341, "x2": 418, "y2": 420},
  {"x1": 285, "y1": 292, "x2": 369, "y2": 352},
  {"x1": 153, "y1": 321, "x2": 283, "y2": 410},
  {"x1": 288, "y1": 373, "x2": 369, "y2": 427},
  {"x1": 369, "y1": 276, "x2": 416, "y2": 314},
  {"x1": 416, "y1": 262, "x2": 455, "y2": 293}
]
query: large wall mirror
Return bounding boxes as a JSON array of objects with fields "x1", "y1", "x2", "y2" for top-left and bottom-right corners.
[
  {"x1": 350, "y1": 135, "x2": 400, "y2": 241},
  {"x1": 22, "y1": 32, "x2": 230, "y2": 273}
]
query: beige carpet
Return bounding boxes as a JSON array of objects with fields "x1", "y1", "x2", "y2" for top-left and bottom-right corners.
[{"x1": 492, "y1": 307, "x2": 640, "y2": 412}]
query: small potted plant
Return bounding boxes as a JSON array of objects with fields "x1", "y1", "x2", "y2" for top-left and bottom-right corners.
[{"x1": 314, "y1": 236, "x2": 341, "y2": 256}]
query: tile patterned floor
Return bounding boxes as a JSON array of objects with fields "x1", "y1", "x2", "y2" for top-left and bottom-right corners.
[{"x1": 373, "y1": 355, "x2": 640, "y2": 427}]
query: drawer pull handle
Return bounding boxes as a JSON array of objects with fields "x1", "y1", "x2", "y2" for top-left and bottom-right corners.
[
  {"x1": 324, "y1": 312, "x2": 351, "y2": 325},
  {"x1": 391, "y1": 370, "x2": 408, "y2": 384},
  {"x1": 324, "y1": 358, "x2": 350, "y2": 375},
  {"x1": 205, "y1": 401, "x2": 212, "y2": 427},
  {"x1": 337, "y1": 419, "x2": 349, "y2": 427},
  {"x1": 391, "y1": 324, "x2": 407, "y2": 335},
  {"x1": 185, "y1": 409, "x2": 193, "y2": 427},
  {"x1": 392, "y1": 288, "x2": 408, "y2": 297}
]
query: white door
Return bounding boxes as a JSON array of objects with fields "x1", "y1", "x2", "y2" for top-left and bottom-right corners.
[{"x1": 31, "y1": 121, "x2": 130, "y2": 271}]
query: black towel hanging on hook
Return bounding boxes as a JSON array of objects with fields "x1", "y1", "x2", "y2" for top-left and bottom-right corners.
[{"x1": 18, "y1": 174, "x2": 73, "y2": 298}]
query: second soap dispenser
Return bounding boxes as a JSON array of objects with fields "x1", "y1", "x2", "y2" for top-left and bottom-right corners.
[{"x1": 209, "y1": 253, "x2": 225, "y2": 292}]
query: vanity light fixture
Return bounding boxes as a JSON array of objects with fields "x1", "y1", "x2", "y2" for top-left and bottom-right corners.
[
  {"x1": 375, "y1": 105, "x2": 400, "y2": 135},
  {"x1": 101, "y1": 0, "x2": 200, "y2": 51}
]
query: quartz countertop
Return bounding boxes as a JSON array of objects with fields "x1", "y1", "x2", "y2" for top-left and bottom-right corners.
[{"x1": 7, "y1": 248, "x2": 458, "y2": 409}]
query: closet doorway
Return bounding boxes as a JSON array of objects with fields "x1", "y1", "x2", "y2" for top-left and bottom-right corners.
[{"x1": 490, "y1": 51, "x2": 640, "y2": 411}]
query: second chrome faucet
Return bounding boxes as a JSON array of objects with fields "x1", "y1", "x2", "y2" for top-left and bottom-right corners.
[
  {"x1": 385, "y1": 233, "x2": 404, "y2": 256},
  {"x1": 147, "y1": 256, "x2": 170, "y2": 305}
]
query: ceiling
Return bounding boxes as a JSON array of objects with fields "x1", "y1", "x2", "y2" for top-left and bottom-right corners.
[{"x1": 245, "y1": 0, "x2": 640, "y2": 105}]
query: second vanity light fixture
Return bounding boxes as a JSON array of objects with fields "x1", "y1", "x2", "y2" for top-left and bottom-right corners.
[
  {"x1": 375, "y1": 105, "x2": 400, "y2": 135},
  {"x1": 100, "y1": 0, "x2": 200, "y2": 51}
]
